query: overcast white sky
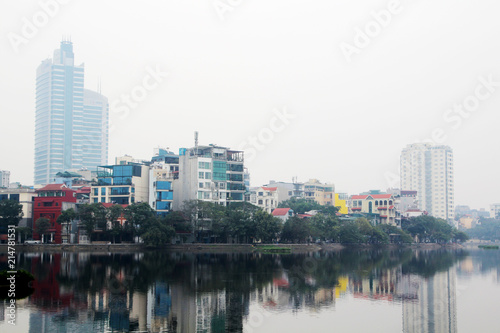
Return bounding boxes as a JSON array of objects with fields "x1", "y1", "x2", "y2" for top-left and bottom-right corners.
[{"x1": 1, "y1": 0, "x2": 499, "y2": 209}]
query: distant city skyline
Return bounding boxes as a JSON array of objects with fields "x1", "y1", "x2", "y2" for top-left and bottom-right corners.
[{"x1": 1, "y1": 1, "x2": 499, "y2": 209}]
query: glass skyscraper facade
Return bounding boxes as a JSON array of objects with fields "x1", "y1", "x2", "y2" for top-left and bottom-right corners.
[{"x1": 35, "y1": 41, "x2": 108, "y2": 185}]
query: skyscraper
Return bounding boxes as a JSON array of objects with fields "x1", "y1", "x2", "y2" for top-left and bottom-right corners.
[
  {"x1": 35, "y1": 40, "x2": 108, "y2": 185},
  {"x1": 400, "y1": 143, "x2": 454, "y2": 221}
]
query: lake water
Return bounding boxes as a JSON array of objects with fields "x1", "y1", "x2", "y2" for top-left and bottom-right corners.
[{"x1": 0, "y1": 248, "x2": 499, "y2": 332}]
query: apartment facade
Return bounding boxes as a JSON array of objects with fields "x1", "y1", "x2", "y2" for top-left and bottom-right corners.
[
  {"x1": 90, "y1": 163, "x2": 149, "y2": 205},
  {"x1": 303, "y1": 179, "x2": 335, "y2": 206},
  {"x1": 173, "y1": 145, "x2": 245, "y2": 209},
  {"x1": 265, "y1": 180, "x2": 304, "y2": 203},
  {"x1": 35, "y1": 40, "x2": 108, "y2": 185},
  {"x1": 149, "y1": 149, "x2": 179, "y2": 216},
  {"x1": 248, "y1": 186, "x2": 278, "y2": 213},
  {"x1": 490, "y1": 203, "x2": 500, "y2": 219},
  {"x1": 400, "y1": 143, "x2": 454, "y2": 221},
  {"x1": 0, "y1": 170, "x2": 10, "y2": 188}
]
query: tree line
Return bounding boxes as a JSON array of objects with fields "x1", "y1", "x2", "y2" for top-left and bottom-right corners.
[{"x1": 2, "y1": 197, "x2": 469, "y2": 246}]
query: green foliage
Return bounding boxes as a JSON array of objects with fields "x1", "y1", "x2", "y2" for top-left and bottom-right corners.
[
  {"x1": 0, "y1": 200, "x2": 23, "y2": 231},
  {"x1": 278, "y1": 198, "x2": 323, "y2": 214},
  {"x1": 466, "y1": 218, "x2": 500, "y2": 241},
  {"x1": 57, "y1": 208, "x2": 76, "y2": 238},
  {"x1": 281, "y1": 216, "x2": 312, "y2": 243},
  {"x1": 35, "y1": 217, "x2": 51, "y2": 242},
  {"x1": 140, "y1": 218, "x2": 175, "y2": 247},
  {"x1": 402, "y1": 215, "x2": 460, "y2": 243},
  {"x1": 253, "y1": 210, "x2": 282, "y2": 243},
  {"x1": 376, "y1": 224, "x2": 414, "y2": 244},
  {"x1": 124, "y1": 202, "x2": 156, "y2": 235}
]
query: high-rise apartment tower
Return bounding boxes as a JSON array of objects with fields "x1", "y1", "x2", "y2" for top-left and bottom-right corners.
[{"x1": 400, "y1": 143, "x2": 454, "y2": 221}]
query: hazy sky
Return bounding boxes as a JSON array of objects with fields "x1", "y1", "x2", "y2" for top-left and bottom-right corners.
[{"x1": 1, "y1": 0, "x2": 499, "y2": 209}]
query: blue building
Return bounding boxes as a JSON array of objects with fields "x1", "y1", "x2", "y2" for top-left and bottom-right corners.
[
  {"x1": 35, "y1": 40, "x2": 108, "y2": 185},
  {"x1": 149, "y1": 148, "x2": 179, "y2": 216}
]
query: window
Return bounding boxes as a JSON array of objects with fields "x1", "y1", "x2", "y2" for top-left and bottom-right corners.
[
  {"x1": 156, "y1": 181, "x2": 171, "y2": 190},
  {"x1": 93, "y1": 188, "x2": 98, "y2": 196},
  {"x1": 258, "y1": 192, "x2": 264, "y2": 196},
  {"x1": 199, "y1": 183, "x2": 204, "y2": 188},
  {"x1": 93, "y1": 198, "x2": 98, "y2": 203},
  {"x1": 258, "y1": 200, "x2": 263, "y2": 205},
  {"x1": 205, "y1": 172, "x2": 211, "y2": 179},
  {"x1": 101, "y1": 187, "x2": 106, "y2": 196},
  {"x1": 101, "y1": 198, "x2": 105, "y2": 203},
  {"x1": 198, "y1": 161, "x2": 211, "y2": 169},
  {"x1": 199, "y1": 172, "x2": 204, "y2": 179}
]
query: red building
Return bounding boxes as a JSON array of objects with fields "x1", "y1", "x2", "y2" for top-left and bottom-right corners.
[{"x1": 33, "y1": 184, "x2": 76, "y2": 244}]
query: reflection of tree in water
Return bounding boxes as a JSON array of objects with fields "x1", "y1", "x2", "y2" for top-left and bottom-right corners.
[{"x1": 16, "y1": 249, "x2": 472, "y2": 332}]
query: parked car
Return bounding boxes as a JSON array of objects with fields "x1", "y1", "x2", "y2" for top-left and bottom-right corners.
[{"x1": 24, "y1": 240, "x2": 41, "y2": 244}]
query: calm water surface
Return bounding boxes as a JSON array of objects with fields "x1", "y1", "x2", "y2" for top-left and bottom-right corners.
[{"x1": 0, "y1": 248, "x2": 499, "y2": 333}]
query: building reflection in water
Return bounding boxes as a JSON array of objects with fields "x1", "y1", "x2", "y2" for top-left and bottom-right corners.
[
  {"x1": 400, "y1": 269, "x2": 457, "y2": 333},
  {"x1": 0, "y1": 250, "x2": 467, "y2": 333}
]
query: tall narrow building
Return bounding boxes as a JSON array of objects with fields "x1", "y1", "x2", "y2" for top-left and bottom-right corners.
[
  {"x1": 400, "y1": 143, "x2": 454, "y2": 221},
  {"x1": 35, "y1": 40, "x2": 108, "y2": 185}
]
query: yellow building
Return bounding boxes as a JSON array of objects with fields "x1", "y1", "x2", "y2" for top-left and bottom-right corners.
[
  {"x1": 459, "y1": 215, "x2": 475, "y2": 229},
  {"x1": 335, "y1": 193, "x2": 349, "y2": 215}
]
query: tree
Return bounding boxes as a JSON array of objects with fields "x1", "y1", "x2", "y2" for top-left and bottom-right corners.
[
  {"x1": 78, "y1": 204, "x2": 98, "y2": 241},
  {"x1": 123, "y1": 203, "x2": 156, "y2": 241},
  {"x1": 452, "y1": 230, "x2": 469, "y2": 243},
  {"x1": 278, "y1": 198, "x2": 322, "y2": 214},
  {"x1": 57, "y1": 208, "x2": 76, "y2": 243},
  {"x1": 281, "y1": 216, "x2": 311, "y2": 243},
  {"x1": 35, "y1": 217, "x2": 51, "y2": 243},
  {"x1": 140, "y1": 218, "x2": 175, "y2": 247},
  {"x1": 16, "y1": 226, "x2": 32, "y2": 243},
  {"x1": 377, "y1": 224, "x2": 413, "y2": 244},
  {"x1": 253, "y1": 210, "x2": 282, "y2": 243},
  {"x1": 107, "y1": 204, "x2": 124, "y2": 243},
  {"x1": 0, "y1": 200, "x2": 23, "y2": 233}
]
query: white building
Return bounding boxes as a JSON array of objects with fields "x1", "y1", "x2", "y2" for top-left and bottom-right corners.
[
  {"x1": 490, "y1": 203, "x2": 500, "y2": 219},
  {"x1": 0, "y1": 170, "x2": 10, "y2": 188},
  {"x1": 90, "y1": 159, "x2": 150, "y2": 205},
  {"x1": 272, "y1": 208, "x2": 294, "y2": 223},
  {"x1": 248, "y1": 186, "x2": 279, "y2": 213},
  {"x1": 173, "y1": 145, "x2": 245, "y2": 209},
  {"x1": 0, "y1": 188, "x2": 36, "y2": 228},
  {"x1": 400, "y1": 143, "x2": 454, "y2": 221},
  {"x1": 265, "y1": 180, "x2": 304, "y2": 203}
]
